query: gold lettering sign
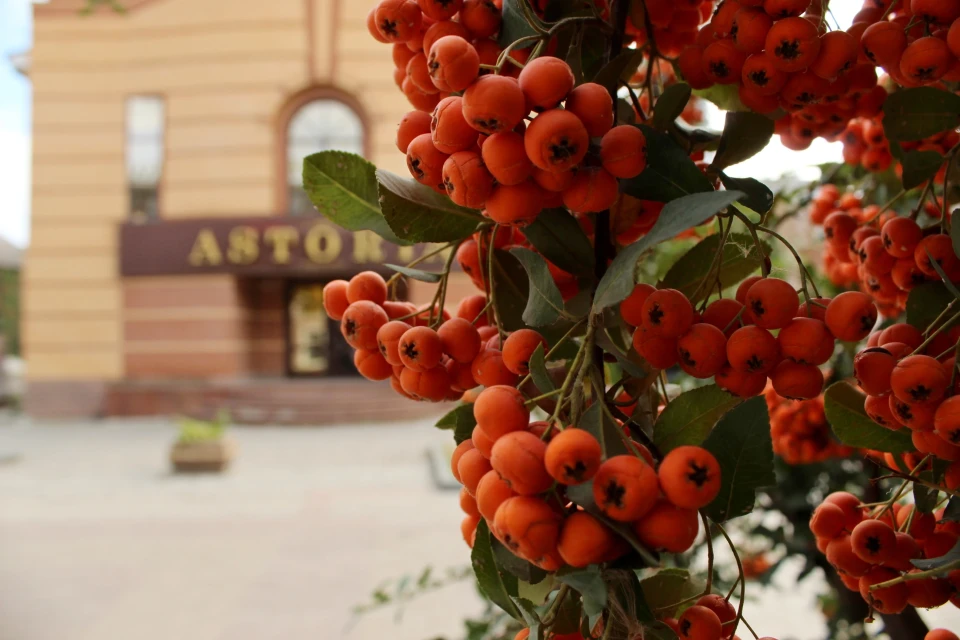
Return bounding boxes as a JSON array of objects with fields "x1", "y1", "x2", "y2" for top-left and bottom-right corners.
[
  {"x1": 304, "y1": 224, "x2": 343, "y2": 264},
  {"x1": 227, "y1": 226, "x2": 259, "y2": 265},
  {"x1": 188, "y1": 229, "x2": 223, "y2": 266},
  {"x1": 264, "y1": 226, "x2": 299, "y2": 264},
  {"x1": 353, "y1": 230, "x2": 385, "y2": 263}
]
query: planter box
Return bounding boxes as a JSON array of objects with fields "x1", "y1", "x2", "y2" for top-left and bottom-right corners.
[{"x1": 170, "y1": 437, "x2": 237, "y2": 473}]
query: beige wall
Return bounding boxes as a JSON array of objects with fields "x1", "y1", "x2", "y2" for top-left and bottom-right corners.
[{"x1": 25, "y1": 0, "x2": 412, "y2": 382}]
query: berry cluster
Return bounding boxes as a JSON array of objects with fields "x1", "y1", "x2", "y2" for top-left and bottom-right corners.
[
  {"x1": 372, "y1": 1, "x2": 649, "y2": 222},
  {"x1": 854, "y1": 321, "x2": 960, "y2": 462},
  {"x1": 627, "y1": 0, "x2": 716, "y2": 58},
  {"x1": 456, "y1": 383, "x2": 719, "y2": 569},
  {"x1": 811, "y1": 491, "x2": 960, "y2": 615},
  {"x1": 323, "y1": 270, "x2": 556, "y2": 402},
  {"x1": 623, "y1": 278, "x2": 878, "y2": 400},
  {"x1": 841, "y1": 114, "x2": 960, "y2": 175},
  {"x1": 809, "y1": 185, "x2": 960, "y2": 316},
  {"x1": 764, "y1": 385, "x2": 855, "y2": 464}
]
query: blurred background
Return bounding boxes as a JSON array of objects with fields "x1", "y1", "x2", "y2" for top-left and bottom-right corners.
[{"x1": 0, "y1": 1, "x2": 958, "y2": 639}]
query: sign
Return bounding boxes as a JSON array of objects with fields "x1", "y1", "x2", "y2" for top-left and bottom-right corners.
[{"x1": 119, "y1": 216, "x2": 451, "y2": 277}]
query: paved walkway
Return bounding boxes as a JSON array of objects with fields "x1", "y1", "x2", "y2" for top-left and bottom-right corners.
[{"x1": 0, "y1": 417, "x2": 957, "y2": 640}]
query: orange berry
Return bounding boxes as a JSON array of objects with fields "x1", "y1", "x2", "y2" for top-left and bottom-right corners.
[
  {"x1": 677, "y1": 323, "x2": 728, "y2": 378},
  {"x1": 696, "y1": 595, "x2": 736, "y2": 639},
  {"x1": 398, "y1": 326, "x2": 443, "y2": 372},
  {"x1": 677, "y1": 605, "x2": 722, "y2": 640},
  {"x1": 557, "y1": 511, "x2": 620, "y2": 567},
  {"x1": 810, "y1": 502, "x2": 847, "y2": 539},
  {"x1": 437, "y1": 317, "x2": 482, "y2": 364},
  {"x1": 716, "y1": 365, "x2": 768, "y2": 398},
  {"x1": 900, "y1": 37, "x2": 951, "y2": 85},
  {"x1": 826, "y1": 534, "x2": 872, "y2": 578},
  {"x1": 744, "y1": 278, "x2": 799, "y2": 330},
  {"x1": 374, "y1": 0, "x2": 423, "y2": 43},
  {"x1": 418, "y1": 0, "x2": 462, "y2": 20},
  {"x1": 658, "y1": 445, "x2": 721, "y2": 510},
  {"x1": 461, "y1": 513, "x2": 480, "y2": 548},
  {"x1": 593, "y1": 455, "x2": 660, "y2": 522},
  {"x1": 765, "y1": 17, "x2": 821, "y2": 73},
  {"x1": 493, "y1": 495, "x2": 561, "y2": 564},
  {"x1": 347, "y1": 271, "x2": 388, "y2": 306},
  {"x1": 462, "y1": 74, "x2": 526, "y2": 134},
  {"x1": 485, "y1": 180, "x2": 545, "y2": 225},
  {"x1": 777, "y1": 317, "x2": 834, "y2": 365},
  {"x1": 524, "y1": 109, "x2": 589, "y2": 173},
  {"x1": 703, "y1": 38, "x2": 748, "y2": 84},
  {"x1": 432, "y1": 96, "x2": 479, "y2": 154},
  {"x1": 633, "y1": 326, "x2": 680, "y2": 369},
  {"x1": 451, "y1": 440, "x2": 475, "y2": 483},
  {"x1": 633, "y1": 499, "x2": 700, "y2": 553},
  {"x1": 850, "y1": 518, "x2": 897, "y2": 564},
  {"x1": 354, "y1": 349, "x2": 394, "y2": 381},
  {"x1": 600, "y1": 125, "x2": 648, "y2": 179},
  {"x1": 544, "y1": 428, "x2": 602, "y2": 485},
  {"x1": 562, "y1": 167, "x2": 620, "y2": 214},
  {"x1": 641, "y1": 289, "x2": 695, "y2": 339},
  {"x1": 763, "y1": 0, "x2": 811, "y2": 18},
  {"x1": 428, "y1": 35, "x2": 480, "y2": 92},
  {"x1": 501, "y1": 329, "x2": 548, "y2": 375},
  {"x1": 741, "y1": 53, "x2": 789, "y2": 95},
  {"x1": 400, "y1": 364, "x2": 451, "y2": 401},
  {"x1": 770, "y1": 360, "x2": 824, "y2": 400},
  {"x1": 810, "y1": 30, "x2": 857, "y2": 80},
  {"x1": 701, "y1": 298, "x2": 744, "y2": 337},
  {"x1": 407, "y1": 133, "x2": 449, "y2": 189},
  {"x1": 564, "y1": 82, "x2": 614, "y2": 137},
  {"x1": 824, "y1": 291, "x2": 877, "y2": 342},
  {"x1": 443, "y1": 150, "x2": 495, "y2": 208},
  {"x1": 481, "y1": 131, "x2": 533, "y2": 186},
  {"x1": 517, "y1": 56, "x2": 575, "y2": 112},
  {"x1": 621, "y1": 283, "x2": 657, "y2": 327},
  {"x1": 322, "y1": 280, "x2": 350, "y2": 321},
  {"x1": 891, "y1": 355, "x2": 950, "y2": 405},
  {"x1": 915, "y1": 234, "x2": 960, "y2": 279},
  {"x1": 459, "y1": 0, "x2": 501, "y2": 39},
  {"x1": 397, "y1": 110, "x2": 434, "y2": 153},
  {"x1": 853, "y1": 347, "x2": 896, "y2": 396},
  {"x1": 859, "y1": 566, "x2": 909, "y2": 614},
  {"x1": 861, "y1": 21, "x2": 908, "y2": 70},
  {"x1": 341, "y1": 301, "x2": 390, "y2": 351},
  {"x1": 458, "y1": 447, "x2": 493, "y2": 494},
  {"x1": 472, "y1": 424, "x2": 496, "y2": 458},
  {"x1": 474, "y1": 385, "x2": 529, "y2": 440},
  {"x1": 490, "y1": 431, "x2": 553, "y2": 495},
  {"x1": 476, "y1": 469, "x2": 517, "y2": 520},
  {"x1": 726, "y1": 325, "x2": 780, "y2": 374}
]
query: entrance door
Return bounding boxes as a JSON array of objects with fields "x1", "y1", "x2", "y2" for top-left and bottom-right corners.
[{"x1": 287, "y1": 283, "x2": 331, "y2": 376}]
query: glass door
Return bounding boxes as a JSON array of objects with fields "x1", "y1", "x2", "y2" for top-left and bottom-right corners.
[{"x1": 287, "y1": 283, "x2": 330, "y2": 376}]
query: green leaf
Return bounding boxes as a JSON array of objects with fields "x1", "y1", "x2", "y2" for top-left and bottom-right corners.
[
  {"x1": 952, "y1": 211, "x2": 960, "y2": 260},
  {"x1": 660, "y1": 233, "x2": 769, "y2": 304},
  {"x1": 491, "y1": 249, "x2": 531, "y2": 332},
  {"x1": 901, "y1": 150, "x2": 945, "y2": 190},
  {"x1": 911, "y1": 539, "x2": 960, "y2": 571},
  {"x1": 710, "y1": 112, "x2": 775, "y2": 171},
  {"x1": 693, "y1": 84, "x2": 747, "y2": 112},
  {"x1": 702, "y1": 397, "x2": 775, "y2": 522},
  {"x1": 592, "y1": 48, "x2": 645, "y2": 92},
  {"x1": 529, "y1": 343, "x2": 556, "y2": 394},
  {"x1": 907, "y1": 282, "x2": 955, "y2": 330},
  {"x1": 882, "y1": 87, "x2": 960, "y2": 142},
  {"x1": 435, "y1": 404, "x2": 477, "y2": 444},
  {"x1": 510, "y1": 247, "x2": 566, "y2": 327},
  {"x1": 823, "y1": 382, "x2": 915, "y2": 453},
  {"x1": 472, "y1": 520, "x2": 522, "y2": 619},
  {"x1": 609, "y1": 570, "x2": 655, "y2": 625},
  {"x1": 652, "y1": 83, "x2": 692, "y2": 130},
  {"x1": 518, "y1": 575, "x2": 556, "y2": 604},
  {"x1": 547, "y1": 590, "x2": 583, "y2": 634},
  {"x1": 640, "y1": 568, "x2": 704, "y2": 619},
  {"x1": 943, "y1": 497, "x2": 960, "y2": 522},
  {"x1": 512, "y1": 597, "x2": 542, "y2": 630},
  {"x1": 653, "y1": 385, "x2": 743, "y2": 453},
  {"x1": 521, "y1": 208, "x2": 595, "y2": 277},
  {"x1": 925, "y1": 247, "x2": 960, "y2": 300},
  {"x1": 302, "y1": 151, "x2": 407, "y2": 245},
  {"x1": 385, "y1": 264, "x2": 442, "y2": 283},
  {"x1": 556, "y1": 567, "x2": 607, "y2": 625},
  {"x1": 376, "y1": 169, "x2": 484, "y2": 243},
  {"x1": 719, "y1": 174, "x2": 774, "y2": 215},
  {"x1": 494, "y1": 539, "x2": 549, "y2": 584},
  {"x1": 621, "y1": 125, "x2": 715, "y2": 202},
  {"x1": 594, "y1": 190, "x2": 744, "y2": 312},
  {"x1": 497, "y1": 0, "x2": 541, "y2": 49},
  {"x1": 580, "y1": 402, "x2": 629, "y2": 457},
  {"x1": 913, "y1": 475, "x2": 939, "y2": 514}
]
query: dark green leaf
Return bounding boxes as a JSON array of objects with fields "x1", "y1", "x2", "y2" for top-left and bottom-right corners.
[
  {"x1": 529, "y1": 344, "x2": 556, "y2": 394},
  {"x1": 911, "y1": 539, "x2": 960, "y2": 571},
  {"x1": 907, "y1": 282, "x2": 955, "y2": 330},
  {"x1": 823, "y1": 382, "x2": 915, "y2": 453},
  {"x1": 882, "y1": 87, "x2": 960, "y2": 142},
  {"x1": 472, "y1": 520, "x2": 522, "y2": 619},
  {"x1": 693, "y1": 84, "x2": 747, "y2": 112},
  {"x1": 491, "y1": 249, "x2": 531, "y2": 332},
  {"x1": 901, "y1": 150, "x2": 945, "y2": 190},
  {"x1": 302, "y1": 151, "x2": 406, "y2": 245},
  {"x1": 497, "y1": 0, "x2": 541, "y2": 49},
  {"x1": 512, "y1": 597, "x2": 542, "y2": 630},
  {"x1": 608, "y1": 570, "x2": 655, "y2": 625},
  {"x1": 594, "y1": 190, "x2": 743, "y2": 311},
  {"x1": 522, "y1": 208, "x2": 595, "y2": 276},
  {"x1": 592, "y1": 48, "x2": 645, "y2": 92},
  {"x1": 556, "y1": 566, "x2": 607, "y2": 625},
  {"x1": 924, "y1": 248, "x2": 960, "y2": 300},
  {"x1": 494, "y1": 539, "x2": 549, "y2": 584},
  {"x1": 710, "y1": 112, "x2": 775, "y2": 171},
  {"x1": 578, "y1": 25, "x2": 608, "y2": 81},
  {"x1": 719, "y1": 174, "x2": 774, "y2": 215},
  {"x1": 594, "y1": 328, "x2": 652, "y2": 378},
  {"x1": 385, "y1": 264, "x2": 442, "y2": 283},
  {"x1": 510, "y1": 247, "x2": 566, "y2": 327},
  {"x1": 652, "y1": 83, "x2": 692, "y2": 130},
  {"x1": 660, "y1": 233, "x2": 769, "y2": 304},
  {"x1": 653, "y1": 385, "x2": 743, "y2": 453},
  {"x1": 436, "y1": 404, "x2": 477, "y2": 444},
  {"x1": 702, "y1": 397, "x2": 775, "y2": 522},
  {"x1": 548, "y1": 591, "x2": 583, "y2": 634},
  {"x1": 621, "y1": 125, "x2": 715, "y2": 202},
  {"x1": 943, "y1": 497, "x2": 960, "y2": 522},
  {"x1": 376, "y1": 169, "x2": 484, "y2": 243},
  {"x1": 913, "y1": 476, "x2": 939, "y2": 514},
  {"x1": 580, "y1": 402, "x2": 629, "y2": 457},
  {"x1": 952, "y1": 211, "x2": 960, "y2": 259},
  {"x1": 640, "y1": 568, "x2": 704, "y2": 619}
]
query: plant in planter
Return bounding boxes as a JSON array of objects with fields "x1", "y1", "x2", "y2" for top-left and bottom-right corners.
[{"x1": 169, "y1": 410, "x2": 236, "y2": 473}]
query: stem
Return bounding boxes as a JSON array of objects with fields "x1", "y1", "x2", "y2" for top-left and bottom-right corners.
[
  {"x1": 386, "y1": 242, "x2": 455, "y2": 287},
  {"x1": 540, "y1": 585, "x2": 570, "y2": 628},
  {"x1": 431, "y1": 238, "x2": 464, "y2": 328},
  {"x1": 755, "y1": 223, "x2": 822, "y2": 298},
  {"x1": 515, "y1": 317, "x2": 587, "y2": 389},
  {"x1": 923, "y1": 299, "x2": 958, "y2": 336},
  {"x1": 869, "y1": 558, "x2": 960, "y2": 591},
  {"x1": 703, "y1": 514, "x2": 715, "y2": 595},
  {"x1": 691, "y1": 215, "x2": 732, "y2": 303},
  {"x1": 525, "y1": 389, "x2": 564, "y2": 406},
  {"x1": 863, "y1": 189, "x2": 907, "y2": 225},
  {"x1": 912, "y1": 310, "x2": 960, "y2": 355},
  {"x1": 911, "y1": 180, "x2": 934, "y2": 220},
  {"x1": 732, "y1": 210, "x2": 770, "y2": 277},
  {"x1": 547, "y1": 342, "x2": 587, "y2": 429},
  {"x1": 714, "y1": 521, "x2": 746, "y2": 640},
  {"x1": 486, "y1": 225, "x2": 506, "y2": 343},
  {"x1": 622, "y1": 82, "x2": 648, "y2": 121}
]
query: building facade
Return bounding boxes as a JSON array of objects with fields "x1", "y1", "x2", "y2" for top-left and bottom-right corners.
[{"x1": 23, "y1": 0, "x2": 469, "y2": 422}]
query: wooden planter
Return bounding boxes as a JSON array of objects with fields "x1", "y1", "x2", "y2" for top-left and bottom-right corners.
[{"x1": 170, "y1": 437, "x2": 237, "y2": 473}]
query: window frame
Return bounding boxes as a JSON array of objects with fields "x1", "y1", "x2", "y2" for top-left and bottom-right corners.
[
  {"x1": 124, "y1": 93, "x2": 167, "y2": 222},
  {"x1": 275, "y1": 87, "x2": 370, "y2": 215}
]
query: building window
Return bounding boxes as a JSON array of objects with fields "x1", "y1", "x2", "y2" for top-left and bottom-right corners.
[
  {"x1": 126, "y1": 96, "x2": 165, "y2": 222},
  {"x1": 287, "y1": 99, "x2": 365, "y2": 216}
]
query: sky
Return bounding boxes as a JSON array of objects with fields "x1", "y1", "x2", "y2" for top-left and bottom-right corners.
[{"x1": 0, "y1": 1, "x2": 859, "y2": 250}]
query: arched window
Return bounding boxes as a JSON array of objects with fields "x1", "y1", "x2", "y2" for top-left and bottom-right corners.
[{"x1": 286, "y1": 99, "x2": 365, "y2": 216}]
